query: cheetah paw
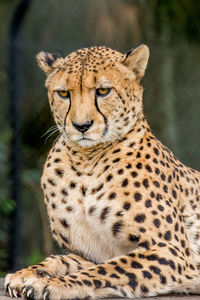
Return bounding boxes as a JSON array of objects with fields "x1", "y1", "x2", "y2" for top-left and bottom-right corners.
[
  {"x1": 7, "y1": 276, "x2": 94, "y2": 300},
  {"x1": 5, "y1": 268, "x2": 54, "y2": 298}
]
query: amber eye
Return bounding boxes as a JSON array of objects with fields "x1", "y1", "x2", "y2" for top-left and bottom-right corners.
[
  {"x1": 96, "y1": 87, "x2": 111, "y2": 97},
  {"x1": 57, "y1": 90, "x2": 70, "y2": 99}
]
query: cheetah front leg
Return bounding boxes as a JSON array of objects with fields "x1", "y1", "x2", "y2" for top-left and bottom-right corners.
[
  {"x1": 7, "y1": 247, "x2": 200, "y2": 299},
  {"x1": 5, "y1": 253, "x2": 95, "y2": 298}
]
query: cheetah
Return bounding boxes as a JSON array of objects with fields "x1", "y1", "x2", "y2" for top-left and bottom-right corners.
[{"x1": 5, "y1": 44, "x2": 200, "y2": 299}]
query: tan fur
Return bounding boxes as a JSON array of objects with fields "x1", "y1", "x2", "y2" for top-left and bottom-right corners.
[{"x1": 5, "y1": 45, "x2": 200, "y2": 299}]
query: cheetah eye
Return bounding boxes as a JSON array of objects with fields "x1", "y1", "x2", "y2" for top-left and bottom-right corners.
[
  {"x1": 57, "y1": 90, "x2": 70, "y2": 100},
  {"x1": 96, "y1": 87, "x2": 111, "y2": 97}
]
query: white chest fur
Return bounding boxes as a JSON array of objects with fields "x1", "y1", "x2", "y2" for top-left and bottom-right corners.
[{"x1": 43, "y1": 158, "x2": 134, "y2": 263}]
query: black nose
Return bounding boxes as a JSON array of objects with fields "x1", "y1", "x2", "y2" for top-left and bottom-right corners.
[{"x1": 72, "y1": 120, "x2": 94, "y2": 133}]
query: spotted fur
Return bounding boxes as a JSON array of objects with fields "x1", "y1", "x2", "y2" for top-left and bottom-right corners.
[{"x1": 5, "y1": 45, "x2": 200, "y2": 299}]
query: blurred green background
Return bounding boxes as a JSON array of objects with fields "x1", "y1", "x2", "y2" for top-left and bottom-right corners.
[{"x1": 0, "y1": 0, "x2": 200, "y2": 275}]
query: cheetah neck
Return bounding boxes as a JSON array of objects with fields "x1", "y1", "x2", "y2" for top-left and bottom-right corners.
[{"x1": 59, "y1": 114, "x2": 150, "y2": 171}]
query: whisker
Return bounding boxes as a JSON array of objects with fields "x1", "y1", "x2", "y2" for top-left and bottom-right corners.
[
  {"x1": 44, "y1": 129, "x2": 60, "y2": 144},
  {"x1": 41, "y1": 125, "x2": 59, "y2": 138},
  {"x1": 52, "y1": 132, "x2": 63, "y2": 146}
]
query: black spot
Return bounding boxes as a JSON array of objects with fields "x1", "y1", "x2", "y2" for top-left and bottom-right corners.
[
  {"x1": 143, "y1": 179, "x2": 149, "y2": 189},
  {"x1": 175, "y1": 222, "x2": 179, "y2": 231},
  {"x1": 115, "y1": 266, "x2": 125, "y2": 274},
  {"x1": 127, "y1": 152, "x2": 133, "y2": 156},
  {"x1": 142, "y1": 270, "x2": 152, "y2": 279},
  {"x1": 178, "y1": 264, "x2": 182, "y2": 274},
  {"x1": 172, "y1": 189, "x2": 177, "y2": 199},
  {"x1": 158, "y1": 258, "x2": 169, "y2": 265},
  {"x1": 98, "y1": 266, "x2": 107, "y2": 275},
  {"x1": 55, "y1": 168, "x2": 64, "y2": 177},
  {"x1": 113, "y1": 149, "x2": 121, "y2": 153},
  {"x1": 110, "y1": 273, "x2": 120, "y2": 279},
  {"x1": 106, "y1": 174, "x2": 113, "y2": 182},
  {"x1": 150, "y1": 191, "x2": 155, "y2": 198},
  {"x1": 160, "y1": 275, "x2": 167, "y2": 284},
  {"x1": 169, "y1": 260, "x2": 176, "y2": 270},
  {"x1": 164, "y1": 231, "x2": 171, "y2": 241},
  {"x1": 48, "y1": 178, "x2": 56, "y2": 186},
  {"x1": 134, "y1": 181, "x2": 140, "y2": 187},
  {"x1": 112, "y1": 221, "x2": 123, "y2": 236},
  {"x1": 153, "y1": 219, "x2": 161, "y2": 228},
  {"x1": 51, "y1": 203, "x2": 56, "y2": 209},
  {"x1": 163, "y1": 185, "x2": 168, "y2": 193},
  {"x1": 122, "y1": 178, "x2": 129, "y2": 187},
  {"x1": 59, "y1": 276, "x2": 66, "y2": 282},
  {"x1": 166, "y1": 215, "x2": 173, "y2": 223},
  {"x1": 129, "y1": 234, "x2": 140, "y2": 243},
  {"x1": 88, "y1": 206, "x2": 96, "y2": 215},
  {"x1": 145, "y1": 165, "x2": 152, "y2": 172},
  {"x1": 136, "y1": 163, "x2": 142, "y2": 169},
  {"x1": 60, "y1": 219, "x2": 69, "y2": 228},
  {"x1": 189, "y1": 264, "x2": 195, "y2": 270},
  {"x1": 54, "y1": 158, "x2": 61, "y2": 163},
  {"x1": 131, "y1": 171, "x2": 138, "y2": 178},
  {"x1": 131, "y1": 261, "x2": 143, "y2": 269},
  {"x1": 158, "y1": 205, "x2": 164, "y2": 211},
  {"x1": 134, "y1": 214, "x2": 146, "y2": 223},
  {"x1": 149, "y1": 265, "x2": 161, "y2": 274},
  {"x1": 181, "y1": 240, "x2": 185, "y2": 248},
  {"x1": 120, "y1": 258, "x2": 127, "y2": 264},
  {"x1": 118, "y1": 169, "x2": 124, "y2": 175},
  {"x1": 100, "y1": 207, "x2": 110, "y2": 222},
  {"x1": 153, "y1": 181, "x2": 160, "y2": 188},
  {"x1": 134, "y1": 192, "x2": 142, "y2": 201},
  {"x1": 61, "y1": 188, "x2": 68, "y2": 196},
  {"x1": 125, "y1": 273, "x2": 138, "y2": 291},
  {"x1": 60, "y1": 233, "x2": 69, "y2": 244},
  {"x1": 153, "y1": 147, "x2": 159, "y2": 156},
  {"x1": 145, "y1": 199, "x2": 152, "y2": 208},
  {"x1": 126, "y1": 163, "x2": 132, "y2": 169},
  {"x1": 109, "y1": 192, "x2": 116, "y2": 200},
  {"x1": 83, "y1": 280, "x2": 92, "y2": 286},
  {"x1": 104, "y1": 165, "x2": 110, "y2": 172},
  {"x1": 70, "y1": 182, "x2": 76, "y2": 189},
  {"x1": 123, "y1": 202, "x2": 131, "y2": 210},
  {"x1": 146, "y1": 254, "x2": 158, "y2": 261},
  {"x1": 140, "y1": 285, "x2": 149, "y2": 294},
  {"x1": 139, "y1": 241, "x2": 150, "y2": 250},
  {"x1": 93, "y1": 280, "x2": 102, "y2": 288},
  {"x1": 161, "y1": 173, "x2": 166, "y2": 181},
  {"x1": 185, "y1": 248, "x2": 190, "y2": 256},
  {"x1": 113, "y1": 158, "x2": 120, "y2": 163}
]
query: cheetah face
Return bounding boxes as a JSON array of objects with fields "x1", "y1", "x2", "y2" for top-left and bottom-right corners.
[{"x1": 37, "y1": 45, "x2": 149, "y2": 148}]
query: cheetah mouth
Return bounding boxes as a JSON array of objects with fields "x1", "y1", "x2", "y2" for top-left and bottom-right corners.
[{"x1": 78, "y1": 137, "x2": 93, "y2": 142}]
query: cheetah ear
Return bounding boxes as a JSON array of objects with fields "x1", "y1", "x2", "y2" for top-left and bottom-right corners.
[
  {"x1": 36, "y1": 51, "x2": 63, "y2": 75},
  {"x1": 123, "y1": 44, "x2": 149, "y2": 79}
]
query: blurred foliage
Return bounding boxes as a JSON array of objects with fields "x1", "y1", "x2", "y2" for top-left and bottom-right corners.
[{"x1": 0, "y1": 0, "x2": 200, "y2": 273}]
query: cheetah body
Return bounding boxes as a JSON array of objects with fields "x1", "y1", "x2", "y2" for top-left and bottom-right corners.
[{"x1": 5, "y1": 45, "x2": 200, "y2": 299}]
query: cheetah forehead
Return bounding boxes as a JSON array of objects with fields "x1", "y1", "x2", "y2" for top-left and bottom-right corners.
[
  {"x1": 37, "y1": 44, "x2": 149, "y2": 87},
  {"x1": 65, "y1": 46, "x2": 123, "y2": 66}
]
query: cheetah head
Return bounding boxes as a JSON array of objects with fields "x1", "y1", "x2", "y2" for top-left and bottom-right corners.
[{"x1": 37, "y1": 45, "x2": 149, "y2": 148}]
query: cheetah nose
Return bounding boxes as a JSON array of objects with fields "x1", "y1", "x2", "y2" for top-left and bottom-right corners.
[{"x1": 72, "y1": 120, "x2": 94, "y2": 133}]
